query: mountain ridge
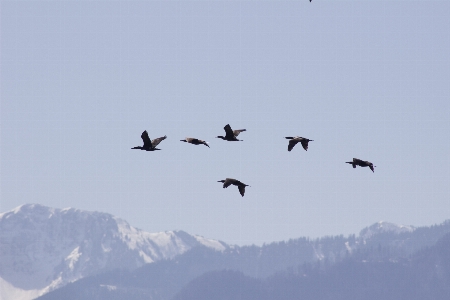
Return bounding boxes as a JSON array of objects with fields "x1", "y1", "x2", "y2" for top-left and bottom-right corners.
[
  {"x1": 2, "y1": 203, "x2": 449, "y2": 300},
  {"x1": 0, "y1": 203, "x2": 227, "y2": 300}
]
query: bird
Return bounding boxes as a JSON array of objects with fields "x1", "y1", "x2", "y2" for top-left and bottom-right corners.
[
  {"x1": 285, "y1": 136, "x2": 314, "y2": 151},
  {"x1": 131, "y1": 130, "x2": 167, "y2": 151},
  {"x1": 346, "y1": 158, "x2": 376, "y2": 173},
  {"x1": 217, "y1": 178, "x2": 250, "y2": 197},
  {"x1": 216, "y1": 124, "x2": 246, "y2": 141},
  {"x1": 180, "y1": 137, "x2": 210, "y2": 148}
]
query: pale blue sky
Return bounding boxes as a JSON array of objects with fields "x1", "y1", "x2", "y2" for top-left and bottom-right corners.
[{"x1": 2, "y1": 0, "x2": 450, "y2": 245}]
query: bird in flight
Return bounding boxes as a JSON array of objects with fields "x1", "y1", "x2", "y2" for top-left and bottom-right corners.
[
  {"x1": 217, "y1": 178, "x2": 250, "y2": 197},
  {"x1": 216, "y1": 124, "x2": 246, "y2": 141},
  {"x1": 180, "y1": 137, "x2": 210, "y2": 148},
  {"x1": 285, "y1": 136, "x2": 314, "y2": 151},
  {"x1": 131, "y1": 130, "x2": 167, "y2": 151},
  {"x1": 346, "y1": 158, "x2": 376, "y2": 173}
]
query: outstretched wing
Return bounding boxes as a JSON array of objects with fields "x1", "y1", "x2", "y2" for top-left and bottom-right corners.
[
  {"x1": 202, "y1": 140, "x2": 210, "y2": 148},
  {"x1": 141, "y1": 131, "x2": 152, "y2": 148},
  {"x1": 152, "y1": 135, "x2": 167, "y2": 148},
  {"x1": 238, "y1": 185, "x2": 246, "y2": 197},
  {"x1": 233, "y1": 129, "x2": 246, "y2": 137},
  {"x1": 300, "y1": 140, "x2": 309, "y2": 151},
  {"x1": 288, "y1": 140, "x2": 298, "y2": 152},
  {"x1": 223, "y1": 178, "x2": 234, "y2": 188},
  {"x1": 224, "y1": 124, "x2": 235, "y2": 139}
]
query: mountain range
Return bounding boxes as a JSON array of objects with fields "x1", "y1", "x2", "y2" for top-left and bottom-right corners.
[
  {"x1": 1, "y1": 204, "x2": 449, "y2": 300},
  {"x1": 0, "y1": 204, "x2": 226, "y2": 300}
]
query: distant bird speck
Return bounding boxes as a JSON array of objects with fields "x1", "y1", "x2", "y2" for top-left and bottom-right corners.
[
  {"x1": 216, "y1": 124, "x2": 246, "y2": 141},
  {"x1": 217, "y1": 178, "x2": 250, "y2": 197},
  {"x1": 285, "y1": 136, "x2": 314, "y2": 151},
  {"x1": 346, "y1": 158, "x2": 376, "y2": 173},
  {"x1": 180, "y1": 137, "x2": 210, "y2": 148},
  {"x1": 131, "y1": 131, "x2": 167, "y2": 151}
]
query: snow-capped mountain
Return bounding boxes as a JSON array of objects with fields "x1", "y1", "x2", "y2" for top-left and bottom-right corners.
[
  {"x1": 0, "y1": 204, "x2": 227, "y2": 300},
  {"x1": 359, "y1": 221, "x2": 415, "y2": 240}
]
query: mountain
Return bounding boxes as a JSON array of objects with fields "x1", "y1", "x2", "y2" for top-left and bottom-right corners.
[
  {"x1": 0, "y1": 204, "x2": 227, "y2": 300},
  {"x1": 173, "y1": 233, "x2": 450, "y2": 300},
  {"x1": 35, "y1": 216, "x2": 450, "y2": 300},
  {"x1": 3, "y1": 203, "x2": 450, "y2": 300}
]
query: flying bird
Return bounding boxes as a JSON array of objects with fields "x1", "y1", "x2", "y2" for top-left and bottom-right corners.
[
  {"x1": 180, "y1": 137, "x2": 210, "y2": 148},
  {"x1": 131, "y1": 130, "x2": 167, "y2": 151},
  {"x1": 216, "y1": 124, "x2": 246, "y2": 141},
  {"x1": 285, "y1": 136, "x2": 314, "y2": 151},
  {"x1": 217, "y1": 178, "x2": 250, "y2": 197},
  {"x1": 346, "y1": 158, "x2": 376, "y2": 172}
]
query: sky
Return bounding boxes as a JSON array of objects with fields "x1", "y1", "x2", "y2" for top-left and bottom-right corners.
[{"x1": 1, "y1": 0, "x2": 450, "y2": 246}]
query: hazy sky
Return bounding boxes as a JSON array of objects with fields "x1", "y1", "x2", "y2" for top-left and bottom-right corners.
[{"x1": 2, "y1": 0, "x2": 450, "y2": 246}]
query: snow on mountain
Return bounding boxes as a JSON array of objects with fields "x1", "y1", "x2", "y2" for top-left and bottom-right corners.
[
  {"x1": 0, "y1": 204, "x2": 228, "y2": 300},
  {"x1": 359, "y1": 221, "x2": 415, "y2": 240}
]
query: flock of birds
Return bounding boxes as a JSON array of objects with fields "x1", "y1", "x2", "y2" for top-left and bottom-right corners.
[{"x1": 132, "y1": 124, "x2": 376, "y2": 197}]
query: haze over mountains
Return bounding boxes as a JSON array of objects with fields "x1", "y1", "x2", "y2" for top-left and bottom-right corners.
[{"x1": 1, "y1": 204, "x2": 450, "y2": 300}]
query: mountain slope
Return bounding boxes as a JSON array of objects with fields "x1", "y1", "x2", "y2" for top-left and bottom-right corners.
[
  {"x1": 0, "y1": 204, "x2": 226, "y2": 300},
  {"x1": 173, "y1": 233, "x2": 450, "y2": 300},
  {"x1": 36, "y1": 218, "x2": 450, "y2": 300}
]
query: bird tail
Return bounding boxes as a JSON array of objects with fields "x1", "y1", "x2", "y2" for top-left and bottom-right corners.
[{"x1": 285, "y1": 137, "x2": 294, "y2": 139}]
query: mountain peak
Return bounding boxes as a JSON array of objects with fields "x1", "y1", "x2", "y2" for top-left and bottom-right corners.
[
  {"x1": 0, "y1": 204, "x2": 227, "y2": 299},
  {"x1": 359, "y1": 221, "x2": 415, "y2": 240}
]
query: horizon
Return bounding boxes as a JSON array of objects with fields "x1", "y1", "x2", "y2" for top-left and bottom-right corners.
[{"x1": 2, "y1": 202, "x2": 447, "y2": 246}]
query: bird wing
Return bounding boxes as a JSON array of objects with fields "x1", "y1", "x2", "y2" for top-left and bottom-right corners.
[
  {"x1": 238, "y1": 185, "x2": 246, "y2": 197},
  {"x1": 141, "y1": 131, "x2": 152, "y2": 148},
  {"x1": 369, "y1": 164, "x2": 375, "y2": 172},
  {"x1": 288, "y1": 140, "x2": 298, "y2": 151},
  {"x1": 152, "y1": 135, "x2": 167, "y2": 148},
  {"x1": 233, "y1": 129, "x2": 246, "y2": 137},
  {"x1": 201, "y1": 140, "x2": 210, "y2": 147},
  {"x1": 224, "y1": 124, "x2": 235, "y2": 139},
  {"x1": 223, "y1": 179, "x2": 233, "y2": 188},
  {"x1": 353, "y1": 158, "x2": 364, "y2": 165},
  {"x1": 300, "y1": 140, "x2": 309, "y2": 151}
]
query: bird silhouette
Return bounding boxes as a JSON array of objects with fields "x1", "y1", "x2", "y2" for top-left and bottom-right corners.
[
  {"x1": 216, "y1": 124, "x2": 246, "y2": 141},
  {"x1": 346, "y1": 158, "x2": 376, "y2": 172},
  {"x1": 285, "y1": 136, "x2": 314, "y2": 151},
  {"x1": 131, "y1": 131, "x2": 167, "y2": 151},
  {"x1": 180, "y1": 137, "x2": 210, "y2": 148},
  {"x1": 217, "y1": 178, "x2": 250, "y2": 197}
]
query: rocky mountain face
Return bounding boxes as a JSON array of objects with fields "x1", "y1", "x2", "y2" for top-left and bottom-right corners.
[{"x1": 0, "y1": 204, "x2": 226, "y2": 300}]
